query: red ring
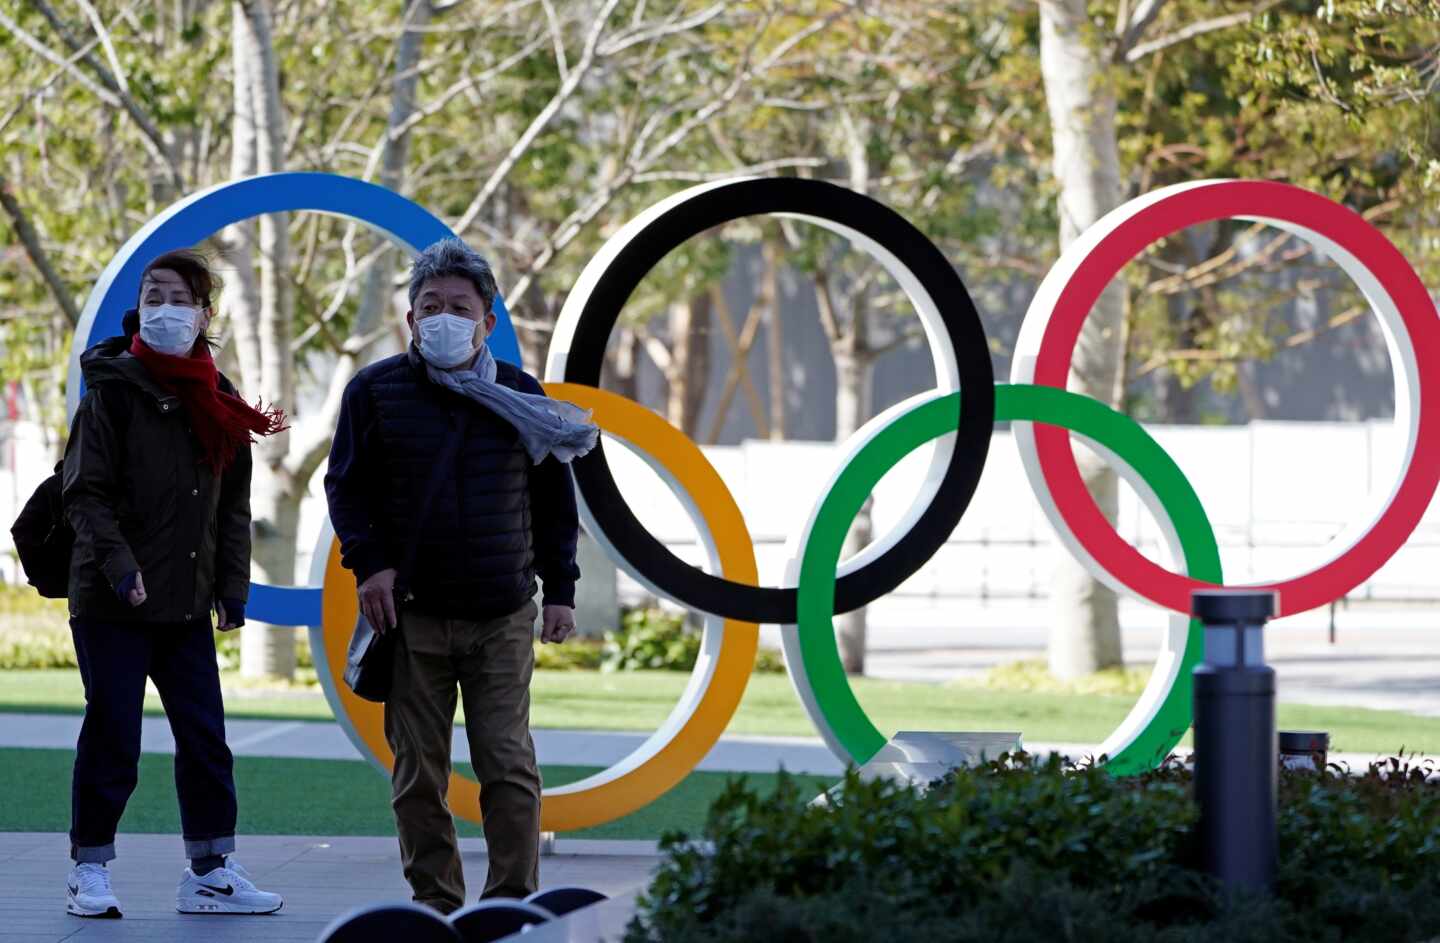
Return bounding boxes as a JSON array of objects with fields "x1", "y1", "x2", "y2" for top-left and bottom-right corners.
[{"x1": 1032, "y1": 180, "x2": 1440, "y2": 617}]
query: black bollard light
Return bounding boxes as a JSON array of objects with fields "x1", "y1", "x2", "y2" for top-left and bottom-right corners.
[{"x1": 1191, "y1": 588, "x2": 1278, "y2": 894}]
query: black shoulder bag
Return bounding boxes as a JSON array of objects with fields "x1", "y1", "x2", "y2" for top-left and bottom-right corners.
[
  {"x1": 10, "y1": 460, "x2": 72, "y2": 599},
  {"x1": 12, "y1": 386, "x2": 128, "y2": 599},
  {"x1": 344, "y1": 410, "x2": 469, "y2": 702}
]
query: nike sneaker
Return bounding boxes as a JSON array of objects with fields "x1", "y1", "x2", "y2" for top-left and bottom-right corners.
[
  {"x1": 66, "y1": 862, "x2": 122, "y2": 918},
  {"x1": 175, "y1": 859, "x2": 283, "y2": 915}
]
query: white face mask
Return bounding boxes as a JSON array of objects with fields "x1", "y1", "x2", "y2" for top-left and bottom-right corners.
[
  {"x1": 416, "y1": 313, "x2": 483, "y2": 369},
  {"x1": 138, "y1": 303, "x2": 201, "y2": 356}
]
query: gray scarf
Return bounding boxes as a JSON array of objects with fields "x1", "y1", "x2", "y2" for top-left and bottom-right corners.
[{"x1": 424, "y1": 342, "x2": 598, "y2": 464}]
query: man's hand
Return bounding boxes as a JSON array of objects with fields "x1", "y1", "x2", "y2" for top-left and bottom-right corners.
[
  {"x1": 540, "y1": 605, "x2": 577, "y2": 644},
  {"x1": 216, "y1": 600, "x2": 235, "y2": 631},
  {"x1": 358, "y1": 568, "x2": 399, "y2": 633},
  {"x1": 126, "y1": 571, "x2": 147, "y2": 608}
]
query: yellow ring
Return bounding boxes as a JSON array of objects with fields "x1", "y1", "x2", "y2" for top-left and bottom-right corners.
[{"x1": 318, "y1": 383, "x2": 758, "y2": 831}]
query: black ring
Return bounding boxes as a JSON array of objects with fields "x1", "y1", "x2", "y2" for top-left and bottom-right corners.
[{"x1": 560, "y1": 177, "x2": 994, "y2": 624}]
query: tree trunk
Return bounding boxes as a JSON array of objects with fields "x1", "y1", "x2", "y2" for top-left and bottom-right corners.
[
  {"x1": 761, "y1": 238, "x2": 785, "y2": 440},
  {"x1": 1039, "y1": 0, "x2": 1125, "y2": 678},
  {"x1": 665, "y1": 290, "x2": 712, "y2": 440},
  {"x1": 221, "y1": 0, "x2": 261, "y2": 392},
  {"x1": 833, "y1": 342, "x2": 874, "y2": 675},
  {"x1": 236, "y1": 0, "x2": 436, "y2": 679},
  {"x1": 1158, "y1": 236, "x2": 1200, "y2": 423},
  {"x1": 311, "y1": 0, "x2": 433, "y2": 426},
  {"x1": 235, "y1": 0, "x2": 297, "y2": 678},
  {"x1": 608, "y1": 325, "x2": 641, "y2": 402}
]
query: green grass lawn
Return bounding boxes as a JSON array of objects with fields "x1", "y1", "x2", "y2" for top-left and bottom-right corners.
[
  {"x1": 0, "y1": 746, "x2": 830, "y2": 840},
  {"x1": 4, "y1": 667, "x2": 1440, "y2": 755}
]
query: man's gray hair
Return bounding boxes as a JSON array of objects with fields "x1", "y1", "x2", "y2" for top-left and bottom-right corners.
[{"x1": 408, "y1": 238, "x2": 498, "y2": 311}]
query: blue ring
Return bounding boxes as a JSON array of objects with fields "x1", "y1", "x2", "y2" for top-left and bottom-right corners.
[{"x1": 70, "y1": 172, "x2": 520, "y2": 626}]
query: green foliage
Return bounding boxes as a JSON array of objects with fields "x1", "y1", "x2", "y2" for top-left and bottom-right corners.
[
  {"x1": 752, "y1": 646, "x2": 787, "y2": 674},
  {"x1": 603, "y1": 607, "x2": 700, "y2": 672},
  {"x1": 213, "y1": 628, "x2": 313, "y2": 674},
  {"x1": 214, "y1": 629, "x2": 242, "y2": 672},
  {"x1": 0, "y1": 582, "x2": 68, "y2": 632},
  {"x1": 600, "y1": 606, "x2": 786, "y2": 673},
  {"x1": 534, "y1": 636, "x2": 606, "y2": 670},
  {"x1": 0, "y1": 584, "x2": 73, "y2": 668},
  {"x1": 0, "y1": 630, "x2": 76, "y2": 669},
  {"x1": 627, "y1": 753, "x2": 1440, "y2": 941}
]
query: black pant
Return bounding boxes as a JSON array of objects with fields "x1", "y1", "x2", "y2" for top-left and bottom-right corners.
[{"x1": 69, "y1": 618, "x2": 238, "y2": 863}]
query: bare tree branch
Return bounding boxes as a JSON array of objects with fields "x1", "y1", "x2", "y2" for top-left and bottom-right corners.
[
  {"x1": 0, "y1": 8, "x2": 120, "y2": 106},
  {"x1": 451, "y1": 0, "x2": 626, "y2": 235},
  {"x1": 0, "y1": 175, "x2": 81, "y2": 326},
  {"x1": 22, "y1": 0, "x2": 185, "y2": 193},
  {"x1": 812, "y1": 270, "x2": 843, "y2": 344},
  {"x1": 286, "y1": 0, "x2": 437, "y2": 484},
  {"x1": 0, "y1": 30, "x2": 104, "y2": 137},
  {"x1": 641, "y1": 330, "x2": 674, "y2": 374},
  {"x1": 707, "y1": 283, "x2": 768, "y2": 440},
  {"x1": 598, "y1": 1, "x2": 727, "y2": 56},
  {"x1": 387, "y1": 34, "x2": 550, "y2": 143},
  {"x1": 72, "y1": 0, "x2": 129, "y2": 95},
  {"x1": 1115, "y1": 0, "x2": 1167, "y2": 59},
  {"x1": 1125, "y1": 0, "x2": 1284, "y2": 63},
  {"x1": 632, "y1": 157, "x2": 828, "y2": 182},
  {"x1": 539, "y1": 0, "x2": 570, "y2": 81}
]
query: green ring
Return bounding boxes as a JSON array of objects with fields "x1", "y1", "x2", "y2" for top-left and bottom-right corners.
[{"x1": 794, "y1": 383, "x2": 1222, "y2": 774}]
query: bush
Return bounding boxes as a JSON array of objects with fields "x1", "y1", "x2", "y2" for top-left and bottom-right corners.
[
  {"x1": 603, "y1": 607, "x2": 699, "y2": 671},
  {"x1": 753, "y1": 646, "x2": 786, "y2": 674},
  {"x1": 626, "y1": 753, "x2": 1440, "y2": 941},
  {"x1": 214, "y1": 629, "x2": 242, "y2": 671},
  {"x1": 534, "y1": 636, "x2": 605, "y2": 670},
  {"x1": 0, "y1": 630, "x2": 77, "y2": 669},
  {"x1": 600, "y1": 606, "x2": 788, "y2": 673},
  {"x1": 0, "y1": 582, "x2": 70, "y2": 640}
]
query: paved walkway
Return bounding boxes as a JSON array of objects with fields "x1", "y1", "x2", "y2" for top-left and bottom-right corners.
[{"x1": 0, "y1": 832, "x2": 658, "y2": 943}]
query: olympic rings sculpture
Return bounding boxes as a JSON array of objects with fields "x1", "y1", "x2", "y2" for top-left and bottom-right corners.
[{"x1": 70, "y1": 173, "x2": 1440, "y2": 831}]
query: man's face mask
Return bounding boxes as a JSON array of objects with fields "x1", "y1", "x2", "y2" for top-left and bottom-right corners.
[
  {"x1": 139, "y1": 303, "x2": 201, "y2": 356},
  {"x1": 417, "y1": 313, "x2": 483, "y2": 369}
]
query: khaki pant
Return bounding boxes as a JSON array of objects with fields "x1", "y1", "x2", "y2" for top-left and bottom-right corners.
[{"x1": 384, "y1": 599, "x2": 542, "y2": 913}]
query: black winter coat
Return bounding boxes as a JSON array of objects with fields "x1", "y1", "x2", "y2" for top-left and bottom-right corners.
[
  {"x1": 63, "y1": 336, "x2": 253, "y2": 624},
  {"x1": 323, "y1": 346, "x2": 579, "y2": 621}
]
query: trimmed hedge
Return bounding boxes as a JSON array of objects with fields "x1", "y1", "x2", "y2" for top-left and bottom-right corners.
[{"x1": 626, "y1": 753, "x2": 1440, "y2": 941}]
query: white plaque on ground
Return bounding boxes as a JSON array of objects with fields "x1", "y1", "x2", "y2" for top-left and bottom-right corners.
[{"x1": 824, "y1": 731, "x2": 1024, "y2": 798}]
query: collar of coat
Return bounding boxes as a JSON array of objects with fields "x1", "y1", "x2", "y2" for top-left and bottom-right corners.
[{"x1": 80, "y1": 313, "x2": 237, "y2": 407}]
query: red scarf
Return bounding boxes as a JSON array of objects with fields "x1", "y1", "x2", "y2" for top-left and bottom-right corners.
[{"x1": 128, "y1": 335, "x2": 289, "y2": 473}]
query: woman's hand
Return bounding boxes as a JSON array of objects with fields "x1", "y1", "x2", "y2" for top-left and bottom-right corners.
[{"x1": 216, "y1": 598, "x2": 244, "y2": 631}]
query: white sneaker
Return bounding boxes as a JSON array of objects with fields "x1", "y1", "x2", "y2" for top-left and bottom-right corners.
[
  {"x1": 175, "y1": 859, "x2": 283, "y2": 915},
  {"x1": 66, "y1": 862, "x2": 122, "y2": 918}
]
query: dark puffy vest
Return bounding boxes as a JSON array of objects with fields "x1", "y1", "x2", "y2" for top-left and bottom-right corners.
[{"x1": 364, "y1": 353, "x2": 535, "y2": 619}]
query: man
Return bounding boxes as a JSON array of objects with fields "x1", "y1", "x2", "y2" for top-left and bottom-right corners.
[{"x1": 324, "y1": 239, "x2": 596, "y2": 913}]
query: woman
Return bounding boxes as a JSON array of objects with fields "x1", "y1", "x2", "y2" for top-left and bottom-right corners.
[{"x1": 61, "y1": 249, "x2": 287, "y2": 918}]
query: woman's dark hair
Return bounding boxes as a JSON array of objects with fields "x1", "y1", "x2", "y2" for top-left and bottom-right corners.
[
  {"x1": 124, "y1": 249, "x2": 224, "y2": 344},
  {"x1": 138, "y1": 249, "x2": 219, "y2": 307}
]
